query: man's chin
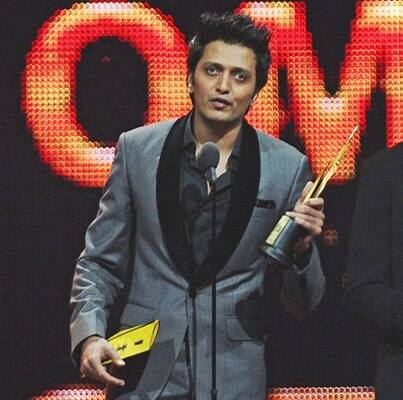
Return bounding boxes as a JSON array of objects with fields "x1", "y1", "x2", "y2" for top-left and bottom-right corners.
[{"x1": 203, "y1": 113, "x2": 240, "y2": 128}]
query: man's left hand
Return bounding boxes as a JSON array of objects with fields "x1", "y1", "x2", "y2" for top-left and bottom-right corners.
[{"x1": 285, "y1": 181, "x2": 325, "y2": 257}]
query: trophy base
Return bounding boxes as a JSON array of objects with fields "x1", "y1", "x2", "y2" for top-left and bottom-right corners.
[
  {"x1": 259, "y1": 242, "x2": 295, "y2": 267},
  {"x1": 259, "y1": 217, "x2": 307, "y2": 267}
]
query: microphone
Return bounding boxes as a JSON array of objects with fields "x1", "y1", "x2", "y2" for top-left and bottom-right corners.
[
  {"x1": 195, "y1": 142, "x2": 220, "y2": 185},
  {"x1": 195, "y1": 141, "x2": 220, "y2": 400}
]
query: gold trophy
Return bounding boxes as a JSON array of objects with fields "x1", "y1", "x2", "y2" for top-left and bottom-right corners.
[{"x1": 259, "y1": 125, "x2": 359, "y2": 267}]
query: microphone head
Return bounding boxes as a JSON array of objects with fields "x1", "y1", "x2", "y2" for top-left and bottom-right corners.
[{"x1": 196, "y1": 142, "x2": 220, "y2": 172}]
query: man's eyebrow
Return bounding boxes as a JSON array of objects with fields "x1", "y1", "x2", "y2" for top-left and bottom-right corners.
[
  {"x1": 232, "y1": 67, "x2": 250, "y2": 74},
  {"x1": 203, "y1": 61, "x2": 222, "y2": 67},
  {"x1": 203, "y1": 62, "x2": 250, "y2": 74}
]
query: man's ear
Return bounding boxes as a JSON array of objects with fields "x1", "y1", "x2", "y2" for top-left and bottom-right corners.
[
  {"x1": 187, "y1": 74, "x2": 194, "y2": 94},
  {"x1": 251, "y1": 91, "x2": 259, "y2": 105},
  {"x1": 245, "y1": 91, "x2": 259, "y2": 115}
]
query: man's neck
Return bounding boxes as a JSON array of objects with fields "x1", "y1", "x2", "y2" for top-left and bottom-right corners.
[
  {"x1": 192, "y1": 113, "x2": 242, "y2": 154},
  {"x1": 192, "y1": 111, "x2": 243, "y2": 179}
]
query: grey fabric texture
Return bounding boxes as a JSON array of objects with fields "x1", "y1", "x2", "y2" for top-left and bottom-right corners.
[{"x1": 70, "y1": 118, "x2": 325, "y2": 400}]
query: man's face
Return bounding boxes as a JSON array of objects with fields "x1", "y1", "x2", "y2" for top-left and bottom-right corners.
[{"x1": 188, "y1": 40, "x2": 258, "y2": 129}]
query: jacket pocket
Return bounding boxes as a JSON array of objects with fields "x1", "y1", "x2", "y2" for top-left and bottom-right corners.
[
  {"x1": 226, "y1": 317, "x2": 264, "y2": 341},
  {"x1": 251, "y1": 206, "x2": 279, "y2": 220},
  {"x1": 120, "y1": 302, "x2": 155, "y2": 328}
]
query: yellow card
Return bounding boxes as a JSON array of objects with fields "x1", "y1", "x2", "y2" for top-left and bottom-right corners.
[{"x1": 103, "y1": 320, "x2": 159, "y2": 365}]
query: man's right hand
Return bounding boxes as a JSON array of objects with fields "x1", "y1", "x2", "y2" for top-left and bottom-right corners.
[{"x1": 80, "y1": 336, "x2": 126, "y2": 386}]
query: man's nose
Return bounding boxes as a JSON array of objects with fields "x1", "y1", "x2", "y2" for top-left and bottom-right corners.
[{"x1": 216, "y1": 73, "x2": 230, "y2": 94}]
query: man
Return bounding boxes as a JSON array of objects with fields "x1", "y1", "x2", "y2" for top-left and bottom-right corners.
[
  {"x1": 345, "y1": 143, "x2": 403, "y2": 400},
  {"x1": 70, "y1": 12, "x2": 325, "y2": 400}
]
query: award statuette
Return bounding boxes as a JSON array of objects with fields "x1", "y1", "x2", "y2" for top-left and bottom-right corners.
[{"x1": 260, "y1": 125, "x2": 359, "y2": 267}]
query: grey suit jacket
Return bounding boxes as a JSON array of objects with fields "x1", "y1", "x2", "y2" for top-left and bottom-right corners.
[{"x1": 70, "y1": 117, "x2": 325, "y2": 400}]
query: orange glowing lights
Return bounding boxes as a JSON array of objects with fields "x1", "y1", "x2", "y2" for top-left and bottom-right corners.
[
  {"x1": 237, "y1": 1, "x2": 403, "y2": 182},
  {"x1": 23, "y1": 2, "x2": 189, "y2": 187},
  {"x1": 23, "y1": 1, "x2": 403, "y2": 187}
]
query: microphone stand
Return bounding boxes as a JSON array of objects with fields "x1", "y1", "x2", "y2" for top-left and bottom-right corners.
[
  {"x1": 209, "y1": 179, "x2": 217, "y2": 400},
  {"x1": 196, "y1": 143, "x2": 220, "y2": 400},
  {"x1": 204, "y1": 165, "x2": 218, "y2": 400}
]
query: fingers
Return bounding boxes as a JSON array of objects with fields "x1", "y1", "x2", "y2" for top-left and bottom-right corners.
[
  {"x1": 286, "y1": 203, "x2": 325, "y2": 231},
  {"x1": 85, "y1": 356, "x2": 125, "y2": 386},
  {"x1": 291, "y1": 207, "x2": 323, "y2": 236},
  {"x1": 80, "y1": 339, "x2": 125, "y2": 386},
  {"x1": 298, "y1": 182, "x2": 324, "y2": 209},
  {"x1": 288, "y1": 203, "x2": 324, "y2": 221},
  {"x1": 105, "y1": 346, "x2": 126, "y2": 368},
  {"x1": 301, "y1": 181, "x2": 314, "y2": 200},
  {"x1": 287, "y1": 185, "x2": 325, "y2": 238},
  {"x1": 286, "y1": 209, "x2": 324, "y2": 236},
  {"x1": 285, "y1": 181, "x2": 326, "y2": 258},
  {"x1": 304, "y1": 197, "x2": 324, "y2": 210}
]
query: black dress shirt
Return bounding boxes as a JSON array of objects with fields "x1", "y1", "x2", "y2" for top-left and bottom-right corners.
[{"x1": 179, "y1": 115, "x2": 242, "y2": 267}]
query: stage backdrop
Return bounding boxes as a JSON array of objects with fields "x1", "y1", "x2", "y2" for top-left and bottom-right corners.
[{"x1": 2, "y1": 0, "x2": 401, "y2": 398}]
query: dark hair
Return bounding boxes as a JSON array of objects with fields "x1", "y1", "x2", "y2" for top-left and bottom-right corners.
[{"x1": 187, "y1": 12, "x2": 271, "y2": 93}]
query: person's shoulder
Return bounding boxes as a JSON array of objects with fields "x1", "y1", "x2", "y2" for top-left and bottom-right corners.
[
  {"x1": 255, "y1": 128, "x2": 305, "y2": 160},
  {"x1": 358, "y1": 143, "x2": 403, "y2": 188},
  {"x1": 364, "y1": 142, "x2": 403, "y2": 170},
  {"x1": 120, "y1": 118, "x2": 179, "y2": 144},
  {"x1": 388, "y1": 142, "x2": 403, "y2": 161}
]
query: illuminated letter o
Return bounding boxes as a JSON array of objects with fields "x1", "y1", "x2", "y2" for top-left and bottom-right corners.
[{"x1": 23, "y1": 2, "x2": 189, "y2": 187}]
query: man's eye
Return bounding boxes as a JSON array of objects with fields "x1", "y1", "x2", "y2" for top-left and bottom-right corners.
[
  {"x1": 235, "y1": 72, "x2": 248, "y2": 81},
  {"x1": 206, "y1": 65, "x2": 218, "y2": 75}
]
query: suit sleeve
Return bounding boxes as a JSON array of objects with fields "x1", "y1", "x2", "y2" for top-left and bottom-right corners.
[
  {"x1": 279, "y1": 155, "x2": 326, "y2": 317},
  {"x1": 70, "y1": 132, "x2": 134, "y2": 357},
  {"x1": 345, "y1": 153, "x2": 403, "y2": 335}
]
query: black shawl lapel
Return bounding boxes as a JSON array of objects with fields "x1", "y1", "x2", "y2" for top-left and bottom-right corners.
[
  {"x1": 193, "y1": 120, "x2": 261, "y2": 288},
  {"x1": 156, "y1": 116, "x2": 196, "y2": 283},
  {"x1": 157, "y1": 117, "x2": 260, "y2": 289}
]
